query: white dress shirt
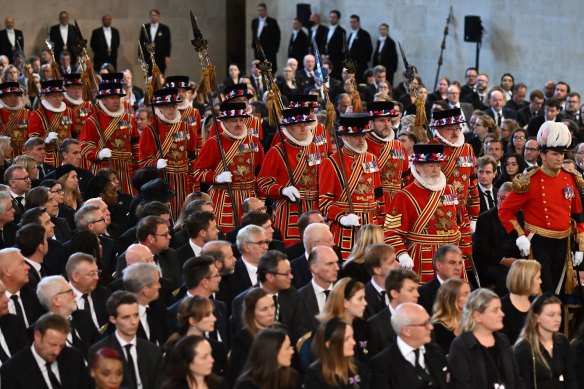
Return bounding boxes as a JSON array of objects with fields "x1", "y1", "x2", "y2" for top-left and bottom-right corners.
[
  {"x1": 371, "y1": 278, "x2": 390, "y2": 306},
  {"x1": 115, "y1": 333, "x2": 142, "y2": 389},
  {"x1": 327, "y1": 25, "x2": 337, "y2": 43},
  {"x1": 241, "y1": 257, "x2": 258, "y2": 285},
  {"x1": 257, "y1": 17, "x2": 266, "y2": 37},
  {"x1": 5, "y1": 289, "x2": 28, "y2": 327},
  {"x1": 6, "y1": 29, "x2": 15, "y2": 47},
  {"x1": 70, "y1": 283, "x2": 99, "y2": 330},
  {"x1": 378, "y1": 36, "x2": 386, "y2": 53},
  {"x1": 138, "y1": 304, "x2": 150, "y2": 339},
  {"x1": 397, "y1": 336, "x2": 426, "y2": 369},
  {"x1": 348, "y1": 29, "x2": 359, "y2": 49},
  {"x1": 188, "y1": 239, "x2": 202, "y2": 257},
  {"x1": 311, "y1": 279, "x2": 332, "y2": 313},
  {"x1": 102, "y1": 26, "x2": 112, "y2": 48},
  {"x1": 150, "y1": 23, "x2": 159, "y2": 41},
  {"x1": 31, "y1": 344, "x2": 61, "y2": 389},
  {"x1": 59, "y1": 24, "x2": 69, "y2": 46}
]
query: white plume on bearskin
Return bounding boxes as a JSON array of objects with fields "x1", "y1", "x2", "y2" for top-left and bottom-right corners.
[{"x1": 537, "y1": 121, "x2": 571, "y2": 148}]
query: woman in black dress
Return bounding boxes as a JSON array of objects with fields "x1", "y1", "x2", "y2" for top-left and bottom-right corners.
[
  {"x1": 305, "y1": 317, "x2": 368, "y2": 389},
  {"x1": 235, "y1": 327, "x2": 300, "y2": 389},
  {"x1": 161, "y1": 335, "x2": 228, "y2": 389},
  {"x1": 431, "y1": 278, "x2": 471, "y2": 355},
  {"x1": 449, "y1": 288, "x2": 522, "y2": 389},
  {"x1": 501, "y1": 259, "x2": 542, "y2": 344},
  {"x1": 514, "y1": 294, "x2": 576, "y2": 389}
]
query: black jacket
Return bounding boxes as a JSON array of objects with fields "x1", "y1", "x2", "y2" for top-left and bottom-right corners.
[
  {"x1": 364, "y1": 280, "x2": 386, "y2": 319},
  {"x1": 418, "y1": 277, "x2": 441, "y2": 315},
  {"x1": 251, "y1": 16, "x2": 281, "y2": 72},
  {"x1": 347, "y1": 28, "x2": 372, "y2": 83},
  {"x1": 139, "y1": 23, "x2": 171, "y2": 74},
  {"x1": 290, "y1": 254, "x2": 311, "y2": 289},
  {"x1": 0, "y1": 28, "x2": 24, "y2": 62},
  {"x1": 367, "y1": 307, "x2": 396, "y2": 356},
  {"x1": 0, "y1": 313, "x2": 28, "y2": 361},
  {"x1": 372, "y1": 36, "x2": 398, "y2": 83},
  {"x1": 48, "y1": 24, "x2": 78, "y2": 64},
  {"x1": 90, "y1": 25, "x2": 120, "y2": 70},
  {"x1": 297, "y1": 281, "x2": 321, "y2": 331},
  {"x1": 304, "y1": 360, "x2": 368, "y2": 389}
]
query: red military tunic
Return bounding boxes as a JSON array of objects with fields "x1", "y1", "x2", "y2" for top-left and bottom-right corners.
[
  {"x1": 366, "y1": 132, "x2": 409, "y2": 206},
  {"x1": 384, "y1": 181, "x2": 470, "y2": 283},
  {"x1": 179, "y1": 105, "x2": 202, "y2": 191},
  {"x1": 271, "y1": 122, "x2": 333, "y2": 154},
  {"x1": 79, "y1": 107, "x2": 139, "y2": 194},
  {"x1": 258, "y1": 134, "x2": 327, "y2": 246},
  {"x1": 318, "y1": 148, "x2": 385, "y2": 259},
  {"x1": 28, "y1": 103, "x2": 76, "y2": 166},
  {"x1": 210, "y1": 115, "x2": 264, "y2": 141},
  {"x1": 64, "y1": 96, "x2": 93, "y2": 138},
  {"x1": 138, "y1": 112, "x2": 198, "y2": 218},
  {"x1": 0, "y1": 106, "x2": 29, "y2": 156},
  {"x1": 193, "y1": 125, "x2": 264, "y2": 233}
]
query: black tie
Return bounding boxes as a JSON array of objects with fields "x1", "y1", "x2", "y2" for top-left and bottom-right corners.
[
  {"x1": 124, "y1": 344, "x2": 138, "y2": 388},
  {"x1": 10, "y1": 295, "x2": 25, "y2": 322},
  {"x1": 46, "y1": 362, "x2": 62, "y2": 389},
  {"x1": 379, "y1": 291, "x2": 388, "y2": 307},
  {"x1": 81, "y1": 294, "x2": 90, "y2": 312},
  {"x1": 485, "y1": 190, "x2": 495, "y2": 209},
  {"x1": 273, "y1": 295, "x2": 280, "y2": 323},
  {"x1": 15, "y1": 196, "x2": 24, "y2": 212},
  {"x1": 496, "y1": 165, "x2": 502, "y2": 177},
  {"x1": 323, "y1": 290, "x2": 330, "y2": 301},
  {"x1": 413, "y1": 348, "x2": 432, "y2": 384},
  {"x1": 0, "y1": 229, "x2": 4, "y2": 248},
  {"x1": 496, "y1": 112, "x2": 502, "y2": 126}
]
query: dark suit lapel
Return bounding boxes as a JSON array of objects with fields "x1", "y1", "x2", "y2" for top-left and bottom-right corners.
[
  {"x1": 306, "y1": 283, "x2": 319, "y2": 317},
  {"x1": 24, "y1": 348, "x2": 51, "y2": 389},
  {"x1": 424, "y1": 349, "x2": 446, "y2": 388}
]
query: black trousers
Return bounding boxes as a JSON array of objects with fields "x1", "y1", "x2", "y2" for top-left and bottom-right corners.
[{"x1": 531, "y1": 235, "x2": 568, "y2": 294}]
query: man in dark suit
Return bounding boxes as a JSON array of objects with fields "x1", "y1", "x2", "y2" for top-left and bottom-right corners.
[
  {"x1": 175, "y1": 211, "x2": 220, "y2": 266},
  {"x1": 90, "y1": 14, "x2": 120, "y2": 71},
  {"x1": 308, "y1": 13, "x2": 328, "y2": 55},
  {"x1": 364, "y1": 244, "x2": 399, "y2": 319},
  {"x1": 0, "y1": 192, "x2": 17, "y2": 249},
  {"x1": 324, "y1": 10, "x2": 346, "y2": 80},
  {"x1": 372, "y1": 23, "x2": 398, "y2": 86},
  {"x1": 228, "y1": 225, "x2": 268, "y2": 298},
  {"x1": 49, "y1": 11, "x2": 77, "y2": 65},
  {"x1": 298, "y1": 246, "x2": 338, "y2": 331},
  {"x1": 0, "y1": 279, "x2": 29, "y2": 361},
  {"x1": 370, "y1": 303, "x2": 452, "y2": 389},
  {"x1": 231, "y1": 251, "x2": 310, "y2": 342},
  {"x1": 526, "y1": 97, "x2": 562, "y2": 138},
  {"x1": 446, "y1": 84, "x2": 474, "y2": 132},
  {"x1": 251, "y1": 3, "x2": 281, "y2": 73},
  {"x1": 88, "y1": 291, "x2": 163, "y2": 389},
  {"x1": 460, "y1": 67, "x2": 480, "y2": 105},
  {"x1": 293, "y1": 54, "x2": 317, "y2": 95},
  {"x1": 346, "y1": 15, "x2": 372, "y2": 83},
  {"x1": 505, "y1": 83, "x2": 529, "y2": 112},
  {"x1": 288, "y1": 18, "x2": 308, "y2": 65},
  {"x1": 418, "y1": 245, "x2": 464, "y2": 315},
  {"x1": 473, "y1": 182, "x2": 522, "y2": 296},
  {"x1": 368, "y1": 267, "x2": 420, "y2": 356},
  {"x1": 43, "y1": 139, "x2": 94, "y2": 194},
  {"x1": 5, "y1": 165, "x2": 31, "y2": 224},
  {"x1": 139, "y1": 9, "x2": 171, "y2": 75},
  {"x1": 290, "y1": 222, "x2": 335, "y2": 289},
  {"x1": 516, "y1": 89, "x2": 545, "y2": 128},
  {"x1": 1, "y1": 313, "x2": 90, "y2": 389},
  {"x1": 17, "y1": 224, "x2": 47, "y2": 290},
  {"x1": 476, "y1": 155, "x2": 498, "y2": 215},
  {"x1": 483, "y1": 89, "x2": 517, "y2": 126},
  {"x1": 0, "y1": 16, "x2": 24, "y2": 63}
]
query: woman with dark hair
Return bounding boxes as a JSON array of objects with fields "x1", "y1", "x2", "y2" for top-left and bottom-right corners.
[
  {"x1": 235, "y1": 327, "x2": 300, "y2": 389},
  {"x1": 305, "y1": 318, "x2": 368, "y2": 388},
  {"x1": 507, "y1": 127, "x2": 528, "y2": 155},
  {"x1": 494, "y1": 153, "x2": 527, "y2": 189},
  {"x1": 85, "y1": 174, "x2": 126, "y2": 233},
  {"x1": 96, "y1": 168, "x2": 132, "y2": 211},
  {"x1": 161, "y1": 335, "x2": 228, "y2": 389},
  {"x1": 68, "y1": 230, "x2": 112, "y2": 285},
  {"x1": 165, "y1": 296, "x2": 228, "y2": 377},
  {"x1": 90, "y1": 347, "x2": 124, "y2": 389},
  {"x1": 501, "y1": 73, "x2": 515, "y2": 102},
  {"x1": 427, "y1": 77, "x2": 450, "y2": 105},
  {"x1": 128, "y1": 166, "x2": 160, "y2": 222},
  {"x1": 40, "y1": 179, "x2": 75, "y2": 228},
  {"x1": 514, "y1": 294, "x2": 576, "y2": 389},
  {"x1": 57, "y1": 165, "x2": 83, "y2": 211},
  {"x1": 229, "y1": 288, "x2": 276, "y2": 384}
]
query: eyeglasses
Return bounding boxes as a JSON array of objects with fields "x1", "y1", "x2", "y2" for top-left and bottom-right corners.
[
  {"x1": 513, "y1": 136, "x2": 526, "y2": 140},
  {"x1": 12, "y1": 176, "x2": 31, "y2": 181},
  {"x1": 270, "y1": 270, "x2": 293, "y2": 276},
  {"x1": 89, "y1": 217, "x2": 106, "y2": 224},
  {"x1": 55, "y1": 288, "x2": 74, "y2": 297},
  {"x1": 249, "y1": 240, "x2": 271, "y2": 247},
  {"x1": 407, "y1": 319, "x2": 432, "y2": 328},
  {"x1": 49, "y1": 188, "x2": 64, "y2": 194}
]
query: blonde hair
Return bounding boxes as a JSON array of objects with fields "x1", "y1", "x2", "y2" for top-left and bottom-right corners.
[
  {"x1": 461, "y1": 288, "x2": 499, "y2": 332},
  {"x1": 13, "y1": 155, "x2": 37, "y2": 177},
  {"x1": 0, "y1": 136, "x2": 11, "y2": 162},
  {"x1": 506, "y1": 259, "x2": 541, "y2": 296},
  {"x1": 318, "y1": 277, "x2": 364, "y2": 322},
  {"x1": 58, "y1": 170, "x2": 83, "y2": 208},
  {"x1": 344, "y1": 224, "x2": 383, "y2": 266},
  {"x1": 431, "y1": 278, "x2": 469, "y2": 331}
]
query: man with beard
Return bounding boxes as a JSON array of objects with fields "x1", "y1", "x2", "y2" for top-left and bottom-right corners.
[
  {"x1": 79, "y1": 73, "x2": 139, "y2": 194},
  {"x1": 138, "y1": 87, "x2": 198, "y2": 217},
  {"x1": 318, "y1": 113, "x2": 385, "y2": 259},
  {"x1": 62, "y1": 73, "x2": 92, "y2": 138},
  {"x1": 258, "y1": 106, "x2": 327, "y2": 246},
  {"x1": 385, "y1": 144, "x2": 470, "y2": 283},
  {"x1": 210, "y1": 84, "x2": 264, "y2": 142},
  {"x1": 430, "y1": 107, "x2": 478, "y2": 277},
  {"x1": 366, "y1": 101, "x2": 409, "y2": 207},
  {"x1": 0, "y1": 82, "x2": 28, "y2": 156},
  {"x1": 28, "y1": 79, "x2": 75, "y2": 166},
  {"x1": 193, "y1": 101, "x2": 264, "y2": 233}
]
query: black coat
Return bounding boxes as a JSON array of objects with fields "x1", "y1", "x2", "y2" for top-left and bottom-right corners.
[
  {"x1": 49, "y1": 24, "x2": 78, "y2": 65},
  {"x1": 89, "y1": 285, "x2": 112, "y2": 329},
  {"x1": 175, "y1": 242, "x2": 196, "y2": 267},
  {"x1": 309, "y1": 25, "x2": 329, "y2": 55},
  {"x1": 251, "y1": 16, "x2": 281, "y2": 72},
  {"x1": 478, "y1": 186, "x2": 498, "y2": 215},
  {"x1": 17, "y1": 285, "x2": 45, "y2": 326},
  {"x1": 0, "y1": 221, "x2": 18, "y2": 249},
  {"x1": 136, "y1": 299, "x2": 171, "y2": 346},
  {"x1": 90, "y1": 25, "x2": 120, "y2": 70},
  {"x1": 364, "y1": 281, "x2": 386, "y2": 319},
  {"x1": 367, "y1": 307, "x2": 396, "y2": 356},
  {"x1": 0, "y1": 313, "x2": 28, "y2": 360},
  {"x1": 418, "y1": 277, "x2": 441, "y2": 315},
  {"x1": 304, "y1": 360, "x2": 369, "y2": 389},
  {"x1": 324, "y1": 26, "x2": 346, "y2": 80},
  {"x1": 372, "y1": 36, "x2": 398, "y2": 84},
  {"x1": 168, "y1": 296, "x2": 229, "y2": 347},
  {"x1": 0, "y1": 28, "x2": 24, "y2": 62},
  {"x1": 369, "y1": 341, "x2": 453, "y2": 389},
  {"x1": 116, "y1": 247, "x2": 182, "y2": 289},
  {"x1": 1, "y1": 344, "x2": 90, "y2": 389},
  {"x1": 229, "y1": 328, "x2": 254, "y2": 384},
  {"x1": 290, "y1": 254, "x2": 311, "y2": 289},
  {"x1": 52, "y1": 216, "x2": 72, "y2": 242},
  {"x1": 298, "y1": 281, "x2": 321, "y2": 331},
  {"x1": 139, "y1": 23, "x2": 172, "y2": 74},
  {"x1": 347, "y1": 29, "x2": 372, "y2": 83}
]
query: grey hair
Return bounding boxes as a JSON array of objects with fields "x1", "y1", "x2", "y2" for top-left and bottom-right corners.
[
  {"x1": 0, "y1": 191, "x2": 12, "y2": 213},
  {"x1": 461, "y1": 288, "x2": 499, "y2": 332},
  {"x1": 0, "y1": 247, "x2": 21, "y2": 277},
  {"x1": 236, "y1": 225, "x2": 265, "y2": 252},
  {"x1": 391, "y1": 302, "x2": 416, "y2": 334},
  {"x1": 65, "y1": 253, "x2": 96, "y2": 279},
  {"x1": 303, "y1": 223, "x2": 330, "y2": 251},
  {"x1": 36, "y1": 275, "x2": 67, "y2": 310},
  {"x1": 122, "y1": 262, "x2": 159, "y2": 293},
  {"x1": 74, "y1": 204, "x2": 100, "y2": 230}
]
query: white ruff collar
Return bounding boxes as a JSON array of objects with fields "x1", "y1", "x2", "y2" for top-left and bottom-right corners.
[
  {"x1": 154, "y1": 107, "x2": 181, "y2": 124},
  {"x1": 177, "y1": 100, "x2": 191, "y2": 110},
  {"x1": 1, "y1": 99, "x2": 23, "y2": 111},
  {"x1": 220, "y1": 121, "x2": 247, "y2": 140},
  {"x1": 64, "y1": 92, "x2": 84, "y2": 106},
  {"x1": 97, "y1": 99, "x2": 125, "y2": 117},
  {"x1": 433, "y1": 129, "x2": 464, "y2": 147},
  {"x1": 372, "y1": 129, "x2": 395, "y2": 142},
  {"x1": 41, "y1": 100, "x2": 66, "y2": 113},
  {"x1": 344, "y1": 140, "x2": 368, "y2": 154},
  {"x1": 282, "y1": 126, "x2": 314, "y2": 147},
  {"x1": 411, "y1": 164, "x2": 447, "y2": 191}
]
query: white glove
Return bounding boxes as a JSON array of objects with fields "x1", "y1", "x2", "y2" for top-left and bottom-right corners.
[
  {"x1": 516, "y1": 235, "x2": 531, "y2": 257},
  {"x1": 339, "y1": 213, "x2": 360, "y2": 227},
  {"x1": 215, "y1": 171, "x2": 232, "y2": 184},
  {"x1": 156, "y1": 159, "x2": 168, "y2": 170},
  {"x1": 282, "y1": 186, "x2": 301, "y2": 202},
  {"x1": 45, "y1": 132, "x2": 58, "y2": 143},
  {"x1": 398, "y1": 253, "x2": 414, "y2": 269},
  {"x1": 574, "y1": 251, "x2": 584, "y2": 267},
  {"x1": 469, "y1": 220, "x2": 477, "y2": 234},
  {"x1": 97, "y1": 148, "x2": 112, "y2": 160}
]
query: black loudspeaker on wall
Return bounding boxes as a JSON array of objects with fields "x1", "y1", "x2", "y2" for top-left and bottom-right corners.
[
  {"x1": 464, "y1": 15, "x2": 483, "y2": 42},
  {"x1": 297, "y1": 4, "x2": 312, "y2": 27}
]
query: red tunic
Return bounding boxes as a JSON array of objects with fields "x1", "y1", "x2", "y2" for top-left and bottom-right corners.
[
  {"x1": 138, "y1": 115, "x2": 198, "y2": 218},
  {"x1": 193, "y1": 129, "x2": 264, "y2": 232},
  {"x1": 0, "y1": 106, "x2": 29, "y2": 156},
  {"x1": 28, "y1": 105, "x2": 76, "y2": 166},
  {"x1": 384, "y1": 181, "x2": 470, "y2": 283},
  {"x1": 64, "y1": 98, "x2": 94, "y2": 138},
  {"x1": 318, "y1": 148, "x2": 385, "y2": 259},
  {"x1": 210, "y1": 116, "x2": 264, "y2": 140},
  {"x1": 270, "y1": 122, "x2": 333, "y2": 154},
  {"x1": 79, "y1": 109, "x2": 139, "y2": 194},
  {"x1": 258, "y1": 135, "x2": 328, "y2": 245}
]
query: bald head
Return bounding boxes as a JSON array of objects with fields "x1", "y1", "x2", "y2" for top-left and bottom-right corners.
[
  {"x1": 125, "y1": 244, "x2": 154, "y2": 265},
  {"x1": 303, "y1": 223, "x2": 333, "y2": 252},
  {"x1": 242, "y1": 197, "x2": 265, "y2": 214},
  {"x1": 391, "y1": 303, "x2": 432, "y2": 348}
]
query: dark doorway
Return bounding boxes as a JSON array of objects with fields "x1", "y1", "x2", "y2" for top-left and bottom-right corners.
[{"x1": 226, "y1": 0, "x2": 246, "y2": 77}]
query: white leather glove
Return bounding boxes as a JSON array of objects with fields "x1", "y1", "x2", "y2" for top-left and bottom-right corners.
[
  {"x1": 339, "y1": 213, "x2": 360, "y2": 227},
  {"x1": 156, "y1": 159, "x2": 168, "y2": 170},
  {"x1": 45, "y1": 132, "x2": 58, "y2": 143},
  {"x1": 516, "y1": 235, "x2": 531, "y2": 257},
  {"x1": 282, "y1": 186, "x2": 300, "y2": 202},
  {"x1": 97, "y1": 148, "x2": 112, "y2": 160},
  {"x1": 398, "y1": 253, "x2": 414, "y2": 269},
  {"x1": 574, "y1": 251, "x2": 584, "y2": 267},
  {"x1": 469, "y1": 220, "x2": 477, "y2": 234},
  {"x1": 215, "y1": 171, "x2": 233, "y2": 184}
]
